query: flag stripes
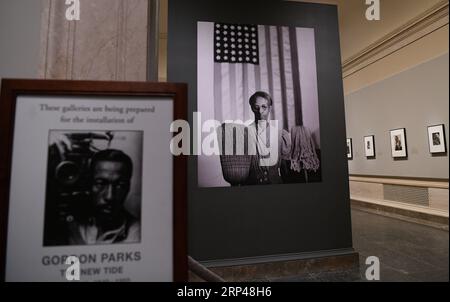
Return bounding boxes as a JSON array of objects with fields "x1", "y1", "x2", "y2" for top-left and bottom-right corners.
[{"x1": 213, "y1": 23, "x2": 308, "y2": 131}]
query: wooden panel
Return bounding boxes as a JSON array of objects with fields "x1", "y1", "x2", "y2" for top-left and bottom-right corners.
[
  {"x1": 350, "y1": 181, "x2": 383, "y2": 200},
  {"x1": 429, "y1": 188, "x2": 449, "y2": 211},
  {"x1": 350, "y1": 176, "x2": 449, "y2": 189}
]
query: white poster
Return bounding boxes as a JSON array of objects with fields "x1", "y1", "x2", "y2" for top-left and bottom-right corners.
[{"x1": 6, "y1": 95, "x2": 174, "y2": 282}]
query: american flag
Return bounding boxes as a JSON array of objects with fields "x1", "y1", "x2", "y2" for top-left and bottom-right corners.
[{"x1": 203, "y1": 22, "x2": 319, "y2": 134}]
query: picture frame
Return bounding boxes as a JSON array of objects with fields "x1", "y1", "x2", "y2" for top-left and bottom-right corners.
[
  {"x1": 364, "y1": 135, "x2": 376, "y2": 158},
  {"x1": 390, "y1": 128, "x2": 408, "y2": 158},
  {"x1": 347, "y1": 138, "x2": 353, "y2": 160},
  {"x1": 0, "y1": 79, "x2": 188, "y2": 282},
  {"x1": 427, "y1": 124, "x2": 447, "y2": 154}
]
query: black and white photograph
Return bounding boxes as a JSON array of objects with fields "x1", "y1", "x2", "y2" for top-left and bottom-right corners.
[
  {"x1": 0, "y1": 80, "x2": 188, "y2": 282},
  {"x1": 390, "y1": 128, "x2": 408, "y2": 158},
  {"x1": 43, "y1": 130, "x2": 142, "y2": 247},
  {"x1": 198, "y1": 22, "x2": 322, "y2": 187},
  {"x1": 433, "y1": 133, "x2": 441, "y2": 145},
  {"x1": 347, "y1": 138, "x2": 353, "y2": 160},
  {"x1": 394, "y1": 136, "x2": 403, "y2": 151},
  {"x1": 364, "y1": 135, "x2": 375, "y2": 158},
  {"x1": 428, "y1": 124, "x2": 447, "y2": 154}
]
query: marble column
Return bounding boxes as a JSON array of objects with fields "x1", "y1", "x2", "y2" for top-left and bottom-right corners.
[{"x1": 38, "y1": 0, "x2": 148, "y2": 81}]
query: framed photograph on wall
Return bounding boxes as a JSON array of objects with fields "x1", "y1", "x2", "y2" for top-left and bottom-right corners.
[
  {"x1": 347, "y1": 138, "x2": 353, "y2": 160},
  {"x1": 0, "y1": 79, "x2": 187, "y2": 282},
  {"x1": 390, "y1": 128, "x2": 408, "y2": 158},
  {"x1": 364, "y1": 135, "x2": 375, "y2": 158},
  {"x1": 428, "y1": 124, "x2": 447, "y2": 154}
]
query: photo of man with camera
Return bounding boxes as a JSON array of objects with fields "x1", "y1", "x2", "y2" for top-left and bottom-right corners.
[{"x1": 43, "y1": 131, "x2": 141, "y2": 246}]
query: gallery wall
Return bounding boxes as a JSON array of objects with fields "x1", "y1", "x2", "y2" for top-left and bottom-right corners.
[
  {"x1": 0, "y1": 0, "x2": 42, "y2": 80},
  {"x1": 346, "y1": 53, "x2": 449, "y2": 179}
]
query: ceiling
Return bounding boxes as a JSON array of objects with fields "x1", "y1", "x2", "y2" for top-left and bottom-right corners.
[{"x1": 294, "y1": 0, "x2": 446, "y2": 61}]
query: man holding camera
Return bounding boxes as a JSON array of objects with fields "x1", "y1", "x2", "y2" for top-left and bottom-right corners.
[{"x1": 44, "y1": 133, "x2": 140, "y2": 246}]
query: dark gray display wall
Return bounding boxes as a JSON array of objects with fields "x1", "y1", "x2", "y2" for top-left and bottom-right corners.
[{"x1": 168, "y1": 0, "x2": 352, "y2": 263}]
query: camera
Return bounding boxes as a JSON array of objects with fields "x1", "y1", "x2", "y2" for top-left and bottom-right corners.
[{"x1": 47, "y1": 132, "x2": 114, "y2": 223}]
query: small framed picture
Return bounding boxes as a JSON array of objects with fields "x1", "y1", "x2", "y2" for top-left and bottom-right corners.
[
  {"x1": 390, "y1": 128, "x2": 408, "y2": 158},
  {"x1": 364, "y1": 135, "x2": 375, "y2": 158},
  {"x1": 0, "y1": 79, "x2": 188, "y2": 282},
  {"x1": 347, "y1": 138, "x2": 353, "y2": 159},
  {"x1": 428, "y1": 124, "x2": 447, "y2": 154}
]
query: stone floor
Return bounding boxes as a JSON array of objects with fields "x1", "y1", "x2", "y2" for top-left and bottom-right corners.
[{"x1": 272, "y1": 208, "x2": 449, "y2": 282}]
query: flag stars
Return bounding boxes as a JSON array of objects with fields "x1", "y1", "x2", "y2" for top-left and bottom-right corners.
[{"x1": 214, "y1": 23, "x2": 259, "y2": 64}]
